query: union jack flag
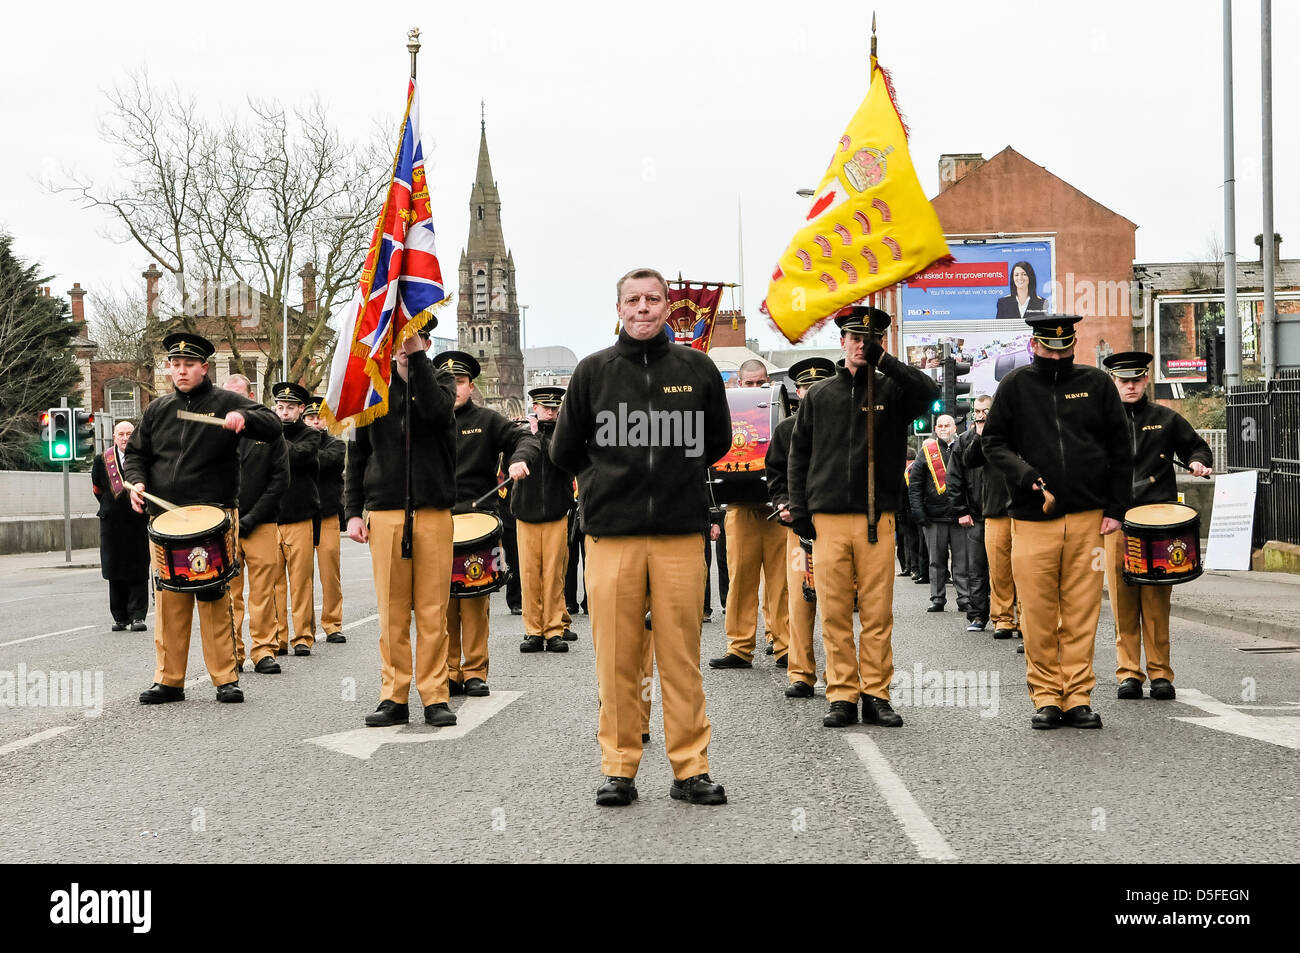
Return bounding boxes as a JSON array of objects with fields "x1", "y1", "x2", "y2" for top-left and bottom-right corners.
[{"x1": 321, "y1": 78, "x2": 448, "y2": 431}]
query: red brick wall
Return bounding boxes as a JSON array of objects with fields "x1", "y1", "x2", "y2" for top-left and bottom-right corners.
[{"x1": 89, "y1": 361, "x2": 153, "y2": 414}]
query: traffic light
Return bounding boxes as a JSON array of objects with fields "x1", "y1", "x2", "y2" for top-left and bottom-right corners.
[
  {"x1": 941, "y1": 355, "x2": 972, "y2": 416},
  {"x1": 73, "y1": 409, "x2": 95, "y2": 461},
  {"x1": 913, "y1": 397, "x2": 943, "y2": 435},
  {"x1": 47, "y1": 408, "x2": 72, "y2": 462}
]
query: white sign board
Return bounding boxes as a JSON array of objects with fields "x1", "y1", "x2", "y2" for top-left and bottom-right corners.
[{"x1": 1205, "y1": 470, "x2": 1258, "y2": 571}]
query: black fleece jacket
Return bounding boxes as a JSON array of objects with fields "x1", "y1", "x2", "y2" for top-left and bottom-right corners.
[
  {"x1": 452, "y1": 401, "x2": 528, "y2": 514},
  {"x1": 237, "y1": 435, "x2": 289, "y2": 536},
  {"x1": 550, "y1": 328, "x2": 731, "y2": 537},
  {"x1": 511, "y1": 420, "x2": 576, "y2": 523},
  {"x1": 276, "y1": 418, "x2": 321, "y2": 524},
  {"x1": 1123, "y1": 395, "x2": 1213, "y2": 506}
]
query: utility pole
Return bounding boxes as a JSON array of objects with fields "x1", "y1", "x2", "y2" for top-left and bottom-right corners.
[
  {"x1": 60, "y1": 396, "x2": 71, "y2": 564},
  {"x1": 1223, "y1": 0, "x2": 1240, "y2": 387},
  {"x1": 1261, "y1": 0, "x2": 1276, "y2": 382}
]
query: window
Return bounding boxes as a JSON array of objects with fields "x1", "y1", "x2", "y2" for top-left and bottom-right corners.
[
  {"x1": 107, "y1": 381, "x2": 139, "y2": 420},
  {"x1": 477, "y1": 206, "x2": 484, "y2": 221}
]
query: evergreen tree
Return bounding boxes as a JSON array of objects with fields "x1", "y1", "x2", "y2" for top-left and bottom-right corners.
[{"x1": 0, "y1": 234, "x2": 83, "y2": 470}]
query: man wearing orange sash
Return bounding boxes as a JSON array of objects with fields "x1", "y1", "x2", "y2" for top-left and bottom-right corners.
[{"x1": 908, "y1": 414, "x2": 971, "y2": 616}]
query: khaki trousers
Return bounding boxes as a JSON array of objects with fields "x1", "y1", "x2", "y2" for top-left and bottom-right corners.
[
  {"x1": 232, "y1": 523, "x2": 282, "y2": 665},
  {"x1": 723, "y1": 505, "x2": 790, "y2": 662},
  {"x1": 785, "y1": 529, "x2": 819, "y2": 687},
  {"x1": 368, "y1": 508, "x2": 453, "y2": 705},
  {"x1": 448, "y1": 596, "x2": 491, "y2": 683},
  {"x1": 1011, "y1": 511, "x2": 1104, "y2": 710},
  {"x1": 811, "y1": 512, "x2": 897, "y2": 703},
  {"x1": 587, "y1": 534, "x2": 710, "y2": 780},
  {"x1": 316, "y1": 520, "x2": 343, "y2": 635},
  {"x1": 517, "y1": 517, "x2": 569, "y2": 639},
  {"x1": 273, "y1": 520, "x2": 317, "y2": 649},
  {"x1": 984, "y1": 516, "x2": 1021, "y2": 630},
  {"x1": 1104, "y1": 533, "x2": 1174, "y2": 684},
  {"x1": 153, "y1": 586, "x2": 239, "y2": 688}
]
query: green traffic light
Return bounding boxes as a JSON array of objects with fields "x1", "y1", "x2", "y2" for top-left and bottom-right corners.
[
  {"x1": 930, "y1": 399, "x2": 943, "y2": 414},
  {"x1": 54, "y1": 443, "x2": 69, "y2": 458}
]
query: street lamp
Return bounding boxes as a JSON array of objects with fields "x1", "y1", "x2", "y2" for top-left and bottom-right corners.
[{"x1": 519, "y1": 304, "x2": 528, "y2": 353}]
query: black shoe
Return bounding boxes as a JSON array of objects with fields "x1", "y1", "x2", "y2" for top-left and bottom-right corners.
[
  {"x1": 966, "y1": 618, "x2": 987, "y2": 632},
  {"x1": 702, "y1": 610, "x2": 713, "y2": 623},
  {"x1": 520, "y1": 635, "x2": 544, "y2": 653},
  {"x1": 424, "y1": 702, "x2": 457, "y2": 727},
  {"x1": 644, "y1": 611, "x2": 652, "y2": 630},
  {"x1": 1063, "y1": 705, "x2": 1103, "y2": 729},
  {"x1": 364, "y1": 700, "x2": 409, "y2": 727},
  {"x1": 927, "y1": 602, "x2": 945, "y2": 613},
  {"x1": 823, "y1": 700, "x2": 858, "y2": 727},
  {"x1": 562, "y1": 628, "x2": 578, "y2": 642},
  {"x1": 861, "y1": 695, "x2": 903, "y2": 727},
  {"x1": 641, "y1": 732, "x2": 650, "y2": 743},
  {"x1": 325, "y1": 632, "x2": 346, "y2": 644},
  {"x1": 774, "y1": 653, "x2": 788, "y2": 669},
  {"x1": 1117, "y1": 678, "x2": 1143, "y2": 700},
  {"x1": 1031, "y1": 705, "x2": 1063, "y2": 729},
  {"x1": 111, "y1": 622, "x2": 127, "y2": 631},
  {"x1": 596, "y1": 776, "x2": 638, "y2": 807},
  {"x1": 993, "y1": 628, "x2": 1014, "y2": 640},
  {"x1": 765, "y1": 642, "x2": 774, "y2": 655},
  {"x1": 464, "y1": 678, "x2": 490, "y2": 697},
  {"x1": 132, "y1": 620, "x2": 148, "y2": 631},
  {"x1": 670, "y1": 773, "x2": 727, "y2": 805},
  {"x1": 215, "y1": 682, "x2": 244, "y2": 703},
  {"x1": 448, "y1": 679, "x2": 465, "y2": 697},
  {"x1": 785, "y1": 680, "x2": 814, "y2": 698},
  {"x1": 138, "y1": 683, "x2": 185, "y2": 705},
  {"x1": 1149, "y1": 679, "x2": 1176, "y2": 700},
  {"x1": 276, "y1": 647, "x2": 289, "y2": 657},
  {"x1": 293, "y1": 645, "x2": 311, "y2": 657},
  {"x1": 913, "y1": 576, "x2": 930, "y2": 585},
  {"x1": 897, "y1": 569, "x2": 911, "y2": 576},
  {"x1": 1013, "y1": 629, "x2": 1023, "y2": 639},
  {"x1": 1015, "y1": 642, "x2": 1024, "y2": 654},
  {"x1": 509, "y1": 607, "x2": 523, "y2": 616},
  {"x1": 254, "y1": 657, "x2": 281, "y2": 675},
  {"x1": 545, "y1": 635, "x2": 569, "y2": 653},
  {"x1": 566, "y1": 604, "x2": 580, "y2": 615},
  {"x1": 708, "y1": 653, "x2": 751, "y2": 669}
]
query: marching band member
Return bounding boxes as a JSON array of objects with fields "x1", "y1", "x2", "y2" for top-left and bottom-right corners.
[
  {"x1": 125, "y1": 332, "x2": 280, "y2": 704},
  {"x1": 768, "y1": 357, "x2": 836, "y2": 698},
  {"x1": 551, "y1": 267, "x2": 732, "y2": 807},
  {"x1": 346, "y1": 327, "x2": 459, "y2": 727},
  {"x1": 223, "y1": 375, "x2": 289, "y2": 673},
  {"x1": 709, "y1": 360, "x2": 790, "y2": 670},
  {"x1": 982, "y1": 316, "x2": 1132, "y2": 730},
  {"x1": 1101, "y1": 351, "x2": 1212, "y2": 701},
  {"x1": 786, "y1": 307, "x2": 938, "y2": 729},
  {"x1": 433, "y1": 349, "x2": 529, "y2": 697},
  {"x1": 306, "y1": 395, "x2": 348, "y2": 645},
  {"x1": 510, "y1": 386, "x2": 576, "y2": 654},
  {"x1": 270, "y1": 382, "x2": 322, "y2": 657},
  {"x1": 92, "y1": 419, "x2": 151, "y2": 633}
]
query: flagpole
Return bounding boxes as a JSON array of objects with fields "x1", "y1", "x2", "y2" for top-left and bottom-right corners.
[
  {"x1": 865, "y1": 13, "x2": 879, "y2": 545},
  {"x1": 401, "y1": 26, "x2": 421, "y2": 560}
]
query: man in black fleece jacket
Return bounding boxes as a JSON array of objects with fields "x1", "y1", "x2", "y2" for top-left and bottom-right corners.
[
  {"x1": 786, "y1": 307, "x2": 938, "y2": 730},
  {"x1": 550, "y1": 268, "x2": 732, "y2": 808},
  {"x1": 345, "y1": 328, "x2": 460, "y2": 729},
  {"x1": 270, "y1": 381, "x2": 322, "y2": 657},
  {"x1": 306, "y1": 396, "x2": 348, "y2": 645},
  {"x1": 981, "y1": 316, "x2": 1132, "y2": 730}
]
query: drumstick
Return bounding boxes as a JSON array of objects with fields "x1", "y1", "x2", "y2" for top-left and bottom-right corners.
[
  {"x1": 140, "y1": 491, "x2": 180, "y2": 512},
  {"x1": 176, "y1": 410, "x2": 228, "y2": 427},
  {"x1": 470, "y1": 476, "x2": 512, "y2": 508},
  {"x1": 1159, "y1": 453, "x2": 1209, "y2": 477},
  {"x1": 1038, "y1": 478, "x2": 1057, "y2": 516}
]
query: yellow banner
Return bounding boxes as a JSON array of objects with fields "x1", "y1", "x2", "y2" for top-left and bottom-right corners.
[{"x1": 763, "y1": 58, "x2": 951, "y2": 343}]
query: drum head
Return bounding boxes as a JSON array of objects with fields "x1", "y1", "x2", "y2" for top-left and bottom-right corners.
[
  {"x1": 1124, "y1": 502, "x2": 1199, "y2": 529},
  {"x1": 453, "y1": 511, "x2": 502, "y2": 546},
  {"x1": 152, "y1": 504, "x2": 227, "y2": 536}
]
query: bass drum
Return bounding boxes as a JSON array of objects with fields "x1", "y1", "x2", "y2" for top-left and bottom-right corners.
[
  {"x1": 149, "y1": 504, "x2": 238, "y2": 593},
  {"x1": 1121, "y1": 502, "x2": 1203, "y2": 586},
  {"x1": 451, "y1": 511, "x2": 506, "y2": 598},
  {"x1": 709, "y1": 384, "x2": 786, "y2": 506}
]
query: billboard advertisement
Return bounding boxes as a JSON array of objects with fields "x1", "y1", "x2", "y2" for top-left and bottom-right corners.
[
  {"x1": 902, "y1": 328, "x2": 1035, "y2": 398},
  {"x1": 900, "y1": 239, "x2": 1054, "y2": 322}
]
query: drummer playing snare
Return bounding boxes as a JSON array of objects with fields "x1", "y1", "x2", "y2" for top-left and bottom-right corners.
[
  {"x1": 1101, "y1": 352, "x2": 1213, "y2": 702},
  {"x1": 123, "y1": 332, "x2": 281, "y2": 706}
]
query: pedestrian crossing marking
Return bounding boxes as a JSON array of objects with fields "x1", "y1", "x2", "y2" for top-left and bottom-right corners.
[{"x1": 305, "y1": 690, "x2": 524, "y2": 760}]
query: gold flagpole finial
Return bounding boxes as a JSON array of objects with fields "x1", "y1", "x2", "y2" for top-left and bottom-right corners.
[
  {"x1": 871, "y1": 12, "x2": 877, "y2": 59},
  {"x1": 407, "y1": 27, "x2": 421, "y2": 79}
]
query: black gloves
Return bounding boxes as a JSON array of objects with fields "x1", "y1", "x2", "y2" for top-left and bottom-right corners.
[
  {"x1": 865, "y1": 338, "x2": 885, "y2": 367},
  {"x1": 791, "y1": 517, "x2": 816, "y2": 541}
]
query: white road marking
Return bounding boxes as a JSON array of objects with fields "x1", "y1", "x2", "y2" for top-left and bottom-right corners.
[
  {"x1": 340, "y1": 613, "x2": 379, "y2": 632},
  {"x1": 1171, "y1": 688, "x2": 1300, "y2": 751},
  {"x1": 844, "y1": 734, "x2": 957, "y2": 861},
  {"x1": 0, "y1": 725, "x2": 77, "y2": 756},
  {"x1": 0, "y1": 625, "x2": 96, "y2": 648},
  {"x1": 306, "y1": 690, "x2": 524, "y2": 760}
]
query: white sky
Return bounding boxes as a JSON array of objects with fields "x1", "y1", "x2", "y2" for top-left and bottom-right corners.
[{"x1": 2, "y1": 0, "x2": 1295, "y2": 359}]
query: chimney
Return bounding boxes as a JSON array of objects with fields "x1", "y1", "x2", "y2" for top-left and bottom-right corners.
[
  {"x1": 938, "y1": 153, "x2": 985, "y2": 193},
  {"x1": 299, "y1": 262, "x2": 318, "y2": 316},
  {"x1": 143, "y1": 263, "x2": 162, "y2": 320},
  {"x1": 68, "y1": 283, "x2": 86, "y2": 323}
]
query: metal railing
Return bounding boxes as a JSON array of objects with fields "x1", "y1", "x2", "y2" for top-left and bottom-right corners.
[
  {"x1": 1226, "y1": 369, "x2": 1300, "y2": 546},
  {"x1": 1196, "y1": 429, "x2": 1228, "y2": 475}
]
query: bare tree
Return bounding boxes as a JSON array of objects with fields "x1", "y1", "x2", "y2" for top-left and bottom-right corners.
[
  {"x1": 86, "y1": 285, "x2": 154, "y2": 364},
  {"x1": 1205, "y1": 230, "x2": 1225, "y2": 288},
  {"x1": 52, "y1": 69, "x2": 392, "y2": 401}
]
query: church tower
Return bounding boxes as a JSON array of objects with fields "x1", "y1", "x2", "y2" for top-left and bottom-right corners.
[{"x1": 457, "y1": 109, "x2": 524, "y2": 417}]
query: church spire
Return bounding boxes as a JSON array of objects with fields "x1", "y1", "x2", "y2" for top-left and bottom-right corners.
[{"x1": 468, "y1": 106, "x2": 505, "y2": 257}]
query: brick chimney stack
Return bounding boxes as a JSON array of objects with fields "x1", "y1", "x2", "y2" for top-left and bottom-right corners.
[
  {"x1": 938, "y1": 154, "x2": 985, "y2": 193},
  {"x1": 68, "y1": 283, "x2": 86, "y2": 323},
  {"x1": 143, "y1": 263, "x2": 162, "y2": 320},
  {"x1": 299, "y1": 262, "x2": 318, "y2": 316}
]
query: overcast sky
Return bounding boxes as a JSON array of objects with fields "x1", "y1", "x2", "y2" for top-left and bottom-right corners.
[{"x1": 2, "y1": 0, "x2": 1295, "y2": 359}]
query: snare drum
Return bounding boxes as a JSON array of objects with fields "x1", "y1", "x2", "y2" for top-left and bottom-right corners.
[
  {"x1": 1121, "y1": 502, "x2": 1203, "y2": 586},
  {"x1": 451, "y1": 511, "x2": 506, "y2": 598},
  {"x1": 149, "y1": 504, "x2": 239, "y2": 593},
  {"x1": 709, "y1": 385, "x2": 786, "y2": 506},
  {"x1": 799, "y1": 536, "x2": 816, "y2": 603}
]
